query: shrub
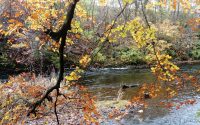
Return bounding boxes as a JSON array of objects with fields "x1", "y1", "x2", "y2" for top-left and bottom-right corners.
[{"x1": 119, "y1": 47, "x2": 145, "y2": 64}]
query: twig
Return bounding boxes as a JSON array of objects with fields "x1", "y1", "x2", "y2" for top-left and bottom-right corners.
[
  {"x1": 54, "y1": 89, "x2": 59, "y2": 125},
  {"x1": 91, "y1": 3, "x2": 129, "y2": 60},
  {"x1": 27, "y1": 0, "x2": 79, "y2": 120},
  {"x1": 141, "y1": 0, "x2": 163, "y2": 68}
]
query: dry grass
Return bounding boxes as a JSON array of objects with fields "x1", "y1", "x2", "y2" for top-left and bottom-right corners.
[{"x1": 0, "y1": 73, "x2": 86, "y2": 124}]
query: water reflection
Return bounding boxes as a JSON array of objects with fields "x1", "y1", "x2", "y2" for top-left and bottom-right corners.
[
  {"x1": 82, "y1": 68, "x2": 155, "y2": 100},
  {"x1": 82, "y1": 65, "x2": 200, "y2": 125}
]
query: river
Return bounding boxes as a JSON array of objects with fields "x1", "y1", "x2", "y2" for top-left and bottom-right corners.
[
  {"x1": 1, "y1": 64, "x2": 200, "y2": 124},
  {"x1": 81, "y1": 64, "x2": 200, "y2": 125}
]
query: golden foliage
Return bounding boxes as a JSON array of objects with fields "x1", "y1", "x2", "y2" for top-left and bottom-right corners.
[
  {"x1": 151, "y1": 54, "x2": 179, "y2": 81},
  {"x1": 79, "y1": 55, "x2": 91, "y2": 68},
  {"x1": 103, "y1": 17, "x2": 157, "y2": 48},
  {"x1": 65, "y1": 67, "x2": 84, "y2": 81}
]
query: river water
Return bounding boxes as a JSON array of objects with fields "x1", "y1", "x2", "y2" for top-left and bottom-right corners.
[
  {"x1": 81, "y1": 64, "x2": 200, "y2": 125},
  {"x1": 1, "y1": 65, "x2": 200, "y2": 124}
]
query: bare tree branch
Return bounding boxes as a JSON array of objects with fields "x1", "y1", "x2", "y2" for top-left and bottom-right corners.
[
  {"x1": 91, "y1": 3, "x2": 129, "y2": 61},
  {"x1": 27, "y1": 0, "x2": 79, "y2": 120},
  {"x1": 54, "y1": 90, "x2": 59, "y2": 124}
]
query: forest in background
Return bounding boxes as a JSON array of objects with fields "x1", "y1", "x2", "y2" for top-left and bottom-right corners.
[
  {"x1": 0, "y1": 0, "x2": 200, "y2": 124},
  {"x1": 0, "y1": 0, "x2": 199, "y2": 74}
]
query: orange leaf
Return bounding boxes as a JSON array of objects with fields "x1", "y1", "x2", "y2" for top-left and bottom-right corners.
[
  {"x1": 31, "y1": 13, "x2": 39, "y2": 19},
  {"x1": 45, "y1": 13, "x2": 49, "y2": 18},
  {"x1": 15, "y1": 12, "x2": 21, "y2": 17},
  {"x1": 75, "y1": 34, "x2": 81, "y2": 39},
  {"x1": 8, "y1": 19, "x2": 16, "y2": 23}
]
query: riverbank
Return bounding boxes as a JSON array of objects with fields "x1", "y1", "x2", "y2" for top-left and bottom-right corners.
[
  {"x1": 1, "y1": 60, "x2": 200, "y2": 78},
  {"x1": 102, "y1": 60, "x2": 200, "y2": 69},
  {"x1": 1, "y1": 66, "x2": 200, "y2": 124}
]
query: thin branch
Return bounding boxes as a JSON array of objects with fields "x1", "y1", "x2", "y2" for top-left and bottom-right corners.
[
  {"x1": 141, "y1": 0, "x2": 162, "y2": 68},
  {"x1": 117, "y1": 0, "x2": 126, "y2": 19},
  {"x1": 141, "y1": 0, "x2": 169, "y2": 83},
  {"x1": 27, "y1": 0, "x2": 79, "y2": 118},
  {"x1": 141, "y1": 0, "x2": 150, "y2": 28},
  {"x1": 91, "y1": 3, "x2": 129, "y2": 60},
  {"x1": 54, "y1": 89, "x2": 59, "y2": 125}
]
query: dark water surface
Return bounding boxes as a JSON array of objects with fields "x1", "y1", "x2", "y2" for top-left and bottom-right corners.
[
  {"x1": 83, "y1": 64, "x2": 200, "y2": 100},
  {"x1": 82, "y1": 68, "x2": 154, "y2": 100},
  {"x1": 81, "y1": 65, "x2": 200, "y2": 125}
]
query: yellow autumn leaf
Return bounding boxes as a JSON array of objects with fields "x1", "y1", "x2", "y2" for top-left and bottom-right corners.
[
  {"x1": 4, "y1": 112, "x2": 10, "y2": 120},
  {"x1": 65, "y1": 67, "x2": 84, "y2": 81},
  {"x1": 79, "y1": 55, "x2": 91, "y2": 68},
  {"x1": 66, "y1": 38, "x2": 74, "y2": 46},
  {"x1": 122, "y1": 0, "x2": 133, "y2": 4},
  {"x1": 65, "y1": 72, "x2": 79, "y2": 81},
  {"x1": 99, "y1": 0, "x2": 107, "y2": 6}
]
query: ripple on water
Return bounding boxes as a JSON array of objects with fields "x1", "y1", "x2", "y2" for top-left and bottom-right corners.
[{"x1": 120, "y1": 97, "x2": 200, "y2": 125}]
